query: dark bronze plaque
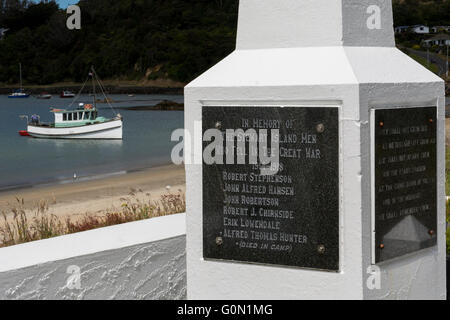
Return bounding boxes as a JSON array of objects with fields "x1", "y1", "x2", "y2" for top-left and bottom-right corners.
[
  {"x1": 203, "y1": 107, "x2": 339, "y2": 271},
  {"x1": 374, "y1": 107, "x2": 437, "y2": 263}
]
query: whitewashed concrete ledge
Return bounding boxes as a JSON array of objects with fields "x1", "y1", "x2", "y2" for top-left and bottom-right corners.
[{"x1": 0, "y1": 213, "x2": 186, "y2": 300}]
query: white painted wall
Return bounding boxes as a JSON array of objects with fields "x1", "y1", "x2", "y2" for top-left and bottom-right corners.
[
  {"x1": 185, "y1": 0, "x2": 446, "y2": 300},
  {"x1": 186, "y1": 85, "x2": 364, "y2": 300},
  {"x1": 237, "y1": 0, "x2": 395, "y2": 49},
  {"x1": 0, "y1": 214, "x2": 187, "y2": 300},
  {"x1": 342, "y1": 0, "x2": 395, "y2": 47},
  {"x1": 236, "y1": 0, "x2": 343, "y2": 49},
  {"x1": 347, "y1": 48, "x2": 446, "y2": 299}
]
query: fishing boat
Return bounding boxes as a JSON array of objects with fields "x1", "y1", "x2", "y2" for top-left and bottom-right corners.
[
  {"x1": 8, "y1": 63, "x2": 30, "y2": 98},
  {"x1": 60, "y1": 91, "x2": 75, "y2": 98},
  {"x1": 22, "y1": 67, "x2": 123, "y2": 140}
]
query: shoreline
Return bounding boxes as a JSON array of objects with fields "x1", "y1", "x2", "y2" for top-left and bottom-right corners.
[
  {"x1": 0, "y1": 84, "x2": 184, "y2": 95},
  {"x1": 0, "y1": 162, "x2": 179, "y2": 194},
  {"x1": 0, "y1": 163, "x2": 186, "y2": 222}
]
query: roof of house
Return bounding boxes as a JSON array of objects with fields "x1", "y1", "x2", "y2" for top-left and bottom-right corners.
[{"x1": 424, "y1": 33, "x2": 450, "y2": 41}]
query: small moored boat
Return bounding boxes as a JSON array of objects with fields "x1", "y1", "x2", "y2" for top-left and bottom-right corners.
[
  {"x1": 60, "y1": 91, "x2": 75, "y2": 98},
  {"x1": 37, "y1": 92, "x2": 52, "y2": 99},
  {"x1": 8, "y1": 63, "x2": 30, "y2": 98},
  {"x1": 23, "y1": 67, "x2": 123, "y2": 140},
  {"x1": 9, "y1": 89, "x2": 30, "y2": 98}
]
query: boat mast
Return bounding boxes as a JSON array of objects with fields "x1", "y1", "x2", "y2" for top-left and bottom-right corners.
[{"x1": 91, "y1": 66, "x2": 96, "y2": 109}]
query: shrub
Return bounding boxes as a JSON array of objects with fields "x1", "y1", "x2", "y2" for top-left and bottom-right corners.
[{"x1": 0, "y1": 190, "x2": 185, "y2": 248}]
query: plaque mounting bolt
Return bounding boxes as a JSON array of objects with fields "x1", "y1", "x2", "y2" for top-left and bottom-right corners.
[
  {"x1": 429, "y1": 230, "x2": 435, "y2": 236},
  {"x1": 317, "y1": 245, "x2": 326, "y2": 254},
  {"x1": 216, "y1": 237, "x2": 223, "y2": 246},
  {"x1": 379, "y1": 244, "x2": 385, "y2": 250},
  {"x1": 316, "y1": 123, "x2": 325, "y2": 133},
  {"x1": 215, "y1": 121, "x2": 222, "y2": 129}
]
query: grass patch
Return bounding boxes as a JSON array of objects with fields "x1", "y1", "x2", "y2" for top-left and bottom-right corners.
[{"x1": 0, "y1": 189, "x2": 185, "y2": 248}]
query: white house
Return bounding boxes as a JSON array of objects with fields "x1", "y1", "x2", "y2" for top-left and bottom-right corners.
[
  {"x1": 423, "y1": 34, "x2": 450, "y2": 47},
  {"x1": 395, "y1": 25, "x2": 429, "y2": 34},
  {"x1": 411, "y1": 24, "x2": 430, "y2": 34}
]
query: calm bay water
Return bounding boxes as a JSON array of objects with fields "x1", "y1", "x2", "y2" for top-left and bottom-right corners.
[{"x1": 0, "y1": 94, "x2": 184, "y2": 191}]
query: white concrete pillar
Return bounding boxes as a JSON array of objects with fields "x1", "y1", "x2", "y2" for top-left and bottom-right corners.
[{"x1": 185, "y1": 0, "x2": 446, "y2": 300}]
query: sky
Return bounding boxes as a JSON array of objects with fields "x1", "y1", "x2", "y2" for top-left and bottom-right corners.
[
  {"x1": 31, "y1": 0, "x2": 76, "y2": 9},
  {"x1": 55, "y1": 0, "x2": 73, "y2": 8}
]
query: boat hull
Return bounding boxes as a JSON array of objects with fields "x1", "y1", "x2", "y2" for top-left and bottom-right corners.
[
  {"x1": 8, "y1": 94, "x2": 30, "y2": 98},
  {"x1": 28, "y1": 119, "x2": 123, "y2": 140}
]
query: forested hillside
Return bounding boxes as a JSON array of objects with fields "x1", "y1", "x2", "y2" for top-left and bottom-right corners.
[
  {"x1": 0, "y1": 0, "x2": 448, "y2": 86},
  {"x1": 0, "y1": 0, "x2": 239, "y2": 85},
  {"x1": 393, "y1": 0, "x2": 450, "y2": 26}
]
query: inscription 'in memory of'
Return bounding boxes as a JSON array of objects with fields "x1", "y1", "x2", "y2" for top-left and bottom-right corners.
[{"x1": 203, "y1": 107, "x2": 340, "y2": 271}]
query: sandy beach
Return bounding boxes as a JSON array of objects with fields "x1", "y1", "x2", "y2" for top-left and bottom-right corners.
[{"x1": 0, "y1": 164, "x2": 185, "y2": 223}]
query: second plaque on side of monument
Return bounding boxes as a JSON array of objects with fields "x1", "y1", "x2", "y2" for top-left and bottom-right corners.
[
  {"x1": 203, "y1": 106, "x2": 340, "y2": 271},
  {"x1": 374, "y1": 107, "x2": 437, "y2": 263}
]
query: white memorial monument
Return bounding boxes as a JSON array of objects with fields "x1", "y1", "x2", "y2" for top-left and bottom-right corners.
[{"x1": 185, "y1": 0, "x2": 446, "y2": 300}]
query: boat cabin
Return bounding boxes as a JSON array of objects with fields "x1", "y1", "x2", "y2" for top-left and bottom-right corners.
[{"x1": 51, "y1": 105, "x2": 106, "y2": 128}]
